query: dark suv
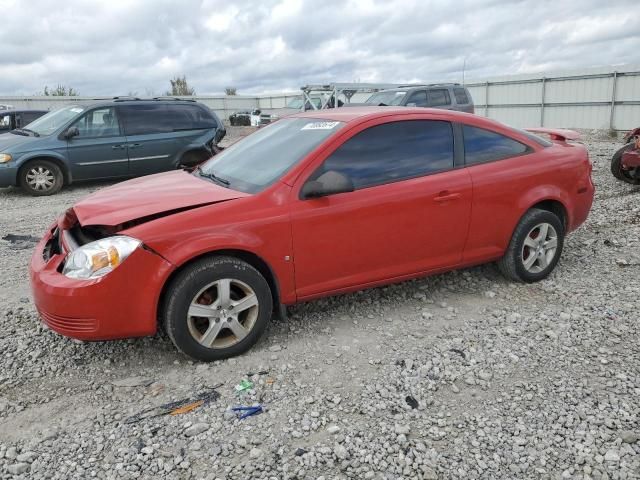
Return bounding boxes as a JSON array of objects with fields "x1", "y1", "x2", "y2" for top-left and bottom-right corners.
[
  {"x1": 0, "y1": 109, "x2": 48, "y2": 134},
  {"x1": 0, "y1": 98, "x2": 225, "y2": 195},
  {"x1": 365, "y1": 84, "x2": 474, "y2": 113}
]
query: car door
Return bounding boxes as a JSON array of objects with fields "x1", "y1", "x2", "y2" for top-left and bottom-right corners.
[
  {"x1": 65, "y1": 107, "x2": 129, "y2": 180},
  {"x1": 289, "y1": 118, "x2": 472, "y2": 299},
  {"x1": 117, "y1": 104, "x2": 178, "y2": 176}
]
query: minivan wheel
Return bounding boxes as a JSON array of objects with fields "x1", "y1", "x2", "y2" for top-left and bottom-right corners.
[
  {"x1": 19, "y1": 160, "x2": 64, "y2": 196},
  {"x1": 498, "y1": 208, "x2": 564, "y2": 283},
  {"x1": 161, "y1": 256, "x2": 273, "y2": 361}
]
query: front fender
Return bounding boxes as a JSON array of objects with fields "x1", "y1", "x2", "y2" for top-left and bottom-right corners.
[{"x1": 16, "y1": 150, "x2": 72, "y2": 180}]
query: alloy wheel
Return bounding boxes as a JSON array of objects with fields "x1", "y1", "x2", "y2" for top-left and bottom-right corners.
[
  {"x1": 521, "y1": 222, "x2": 558, "y2": 273},
  {"x1": 187, "y1": 278, "x2": 259, "y2": 349},
  {"x1": 26, "y1": 166, "x2": 55, "y2": 191}
]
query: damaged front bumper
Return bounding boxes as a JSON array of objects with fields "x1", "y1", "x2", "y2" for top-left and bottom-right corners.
[{"x1": 30, "y1": 223, "x2": 174, "y2": 341}]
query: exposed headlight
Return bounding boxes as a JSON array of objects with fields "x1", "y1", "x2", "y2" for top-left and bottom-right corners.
[
  {"x1": 0, "y1": 153, "x2": 12, "y2": 163},
  {"x1": 62, "y1": 235, "x2": 141, "y2": 279}
]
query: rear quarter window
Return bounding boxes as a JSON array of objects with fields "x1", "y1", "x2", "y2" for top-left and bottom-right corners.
[
  {"x1": 428, "y1": 89, "x2": 451, "y2": 107},
  {"x1": 463, "y1": 125, "x2": 530, "y2": 165},
  {"x1": 454, "y1": 88, "x2": 470, "y2": 104},
  {"x1": 168, "y1": 104, "x2": 218, "y2": 130}
]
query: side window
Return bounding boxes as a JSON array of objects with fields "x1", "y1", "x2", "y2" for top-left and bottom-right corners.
[
  {"x1": 454, "y1": 88, "x2": 469, "y2": 104},
  {"x1": 71, "y1": 107, "x2": 120, "y2": 137},
  {"x1": 167, "y1": 105, "x2": 218, "y2": 130},
  {"x1": 428, "y1": 89, "x2": 451, "y2": 107},
  {"x1": 320, "y1": 120, "x2": 454, "y2": 190},
  {"x1": 463, "y1": 125, "x2": 529, "y2": 165},
  {"x1": 118, "y1": 104, "x2": 172, "y2": 135},
  {"x1": 0, "y1": 113, "x2": 11, "y2": 131},
  {"x1": 406, "y1": 90, "x2": 428, "y2": 107}
]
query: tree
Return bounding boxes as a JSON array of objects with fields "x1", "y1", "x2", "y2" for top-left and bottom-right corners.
[
  {"x1": 225, "y1": 87, "x2": 237, "y2": 96},
  {"x1": 166, "y1": 76, "x2": 195, "y2": 96},
  {"x1": 43, "y1": 84, "x2": 79, "y2": 96}
]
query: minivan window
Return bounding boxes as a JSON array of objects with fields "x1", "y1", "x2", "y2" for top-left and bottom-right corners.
[
  {"x1": 22, "y1": 105, "x2": 84, "y2": 136},
  {"x1": 428, "y1": 89, "x2": 451, "y2": 107},
  {"x1": 71, "y1": 107, "x2": 120, "y2": 138},
  {"x1": 168, "y1": 104, "x2": 218, "y2": 130},
  {"x1": 319, "y1": 120, "x2": 454, "y2": 190},
  {"x1": 198, "y1": 118, "x2": 343, "y2": 194},
  {"x1": 463, "y1": 125, "x2": 529, "y2": 165},
  {"x1": 118, "y1": 104, "x2": 171, "y2": 135},
  {"x1": 118, "y1": 104, "x2": 216, "y2": 135}
]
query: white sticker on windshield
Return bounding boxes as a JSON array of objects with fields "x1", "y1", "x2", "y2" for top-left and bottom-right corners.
[
  {"x1": 301, "y1": 121, "x2": 340, "y2": 131},
  {"x1": 70, "y1": 107, "x2": 84, "y2": 113}
]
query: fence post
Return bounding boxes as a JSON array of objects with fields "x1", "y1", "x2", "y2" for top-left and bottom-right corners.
[
  {"x1": 540, "y1": 77, "x2": 546, "y2": 127},
  {"x1": 609, "y1": 71, "x2": 617, "y2": 131},
  {"x1": 485, "y1": 81, "x2": 489, "y2": 117}
]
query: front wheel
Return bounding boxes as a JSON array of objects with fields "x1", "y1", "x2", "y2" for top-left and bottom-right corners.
[
  {"x1": 161, "y1": 256, "x2": 273, "y2": 361},
  {"x1": 498, "y1": 209, "x2": 564, "y2": 283},
  {"x1": 19, "y1": 160, "x2": 64, "y2": 196}
]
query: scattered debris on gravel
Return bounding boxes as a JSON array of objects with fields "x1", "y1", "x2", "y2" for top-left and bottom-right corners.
[{"x1": 0, "y1": 130, "x2": 638, "y2": 479}]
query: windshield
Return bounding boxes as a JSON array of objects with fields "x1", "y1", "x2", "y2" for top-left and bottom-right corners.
[
  {"x1": 365, "y1": 91, "x2": 407, "y2": 106},
  {"x1": 22, "y1": 105, "x2": 84, "y2": 136},
  {"x1": 198, "y1": 118, "x2": 344, "y2": 193}
]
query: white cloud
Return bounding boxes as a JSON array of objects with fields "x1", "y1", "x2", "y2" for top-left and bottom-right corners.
[{"x1": 0, "y1": 0, "x2": 637, "y2": 95}]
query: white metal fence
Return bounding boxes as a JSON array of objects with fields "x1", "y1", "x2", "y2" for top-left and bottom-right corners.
[
  {"x1": 1, "y1": 65, "x2": 638, "y2": 131},
  {"x1": 465, "y1": 65, "x2": 640, "y2": 131}
]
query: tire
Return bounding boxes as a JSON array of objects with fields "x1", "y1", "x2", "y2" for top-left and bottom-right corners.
[
  {"x1": 161, "y1": 256, "x2": 273, "y2": 361},
  {"x1": 498, "y1": 208, "x2": 564, "y2": 283},
  {"x1": 610, "y1": 143, "x2": 640, "y2": 184},
  {"x1": 19, "y1": 159, "x2": 64, "y2": 196}
]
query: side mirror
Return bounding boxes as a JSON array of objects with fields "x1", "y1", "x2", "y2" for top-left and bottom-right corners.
[
  {"x1": 63, "y1": 126, "x2": 79, "y2": 139},
  {"x1": 301, "y1": 170, "x2": 354, "y2": 199}
]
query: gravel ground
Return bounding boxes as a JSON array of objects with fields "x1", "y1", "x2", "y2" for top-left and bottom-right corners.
[{"x1": 0, "y1": 130, "x2": 638, "y2": 479}]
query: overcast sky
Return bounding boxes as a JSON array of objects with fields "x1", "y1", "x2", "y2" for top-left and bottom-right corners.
[{"x1": 0, "y1": 0, "x2": 638, "y2": 96}]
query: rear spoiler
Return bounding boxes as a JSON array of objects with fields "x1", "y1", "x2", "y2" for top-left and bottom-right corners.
[{"x1": 525, "y1": 128, "x2": 581, "y2": 142}]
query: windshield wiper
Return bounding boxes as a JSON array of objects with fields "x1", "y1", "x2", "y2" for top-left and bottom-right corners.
[
  {"x1": 196, "y1": 166, "x2": 230, "y2": 186},
  {"x1": 11, "y1": 128, "x2": 40, "y2": 137}
]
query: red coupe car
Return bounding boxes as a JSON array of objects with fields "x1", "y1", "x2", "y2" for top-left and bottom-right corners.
[{"x1": 30, "y1": 107, "x2": 594, "y2": 361}]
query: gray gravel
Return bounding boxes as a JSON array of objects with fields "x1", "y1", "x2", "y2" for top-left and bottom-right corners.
[{"x1": 0, "y1": 130, "x2": 638, "y2": 479}]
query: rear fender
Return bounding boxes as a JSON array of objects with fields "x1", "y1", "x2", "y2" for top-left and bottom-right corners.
[{"x1": 516, "y1": 186, "x2": 572, "y2": 230}]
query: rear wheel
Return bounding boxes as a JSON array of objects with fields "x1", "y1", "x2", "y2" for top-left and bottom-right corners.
[
  {"x1": 498, "y1": 209, "x2": 564, "y2": 283},
  {"x1": 19, "y1": 160, "x2": 64, "y2": 196},
  {"x1": 161, "y1": 256, "x2": 273, "y2": 361},
  {"x1": 610, "y1": 143, "x2": 640, "y2": 184}
]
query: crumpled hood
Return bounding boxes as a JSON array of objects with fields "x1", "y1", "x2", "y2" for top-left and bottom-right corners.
[
  {"x1": 73, "y1": 170, "x2": 250, "y2": 227},
  {"x1": 0, "y1": 132, "x2": 40, "y2": 152}
]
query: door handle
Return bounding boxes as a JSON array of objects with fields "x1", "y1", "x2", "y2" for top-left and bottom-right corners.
[
  {"x1": 128, "y1": 143, "x2": 142, "y2": 149},
  {"x1": 434, "y1": 191, "x2": 461, "y2": 203},
  {"x1": 111, "y1": 144, "x2": 125, "y2": 149}
]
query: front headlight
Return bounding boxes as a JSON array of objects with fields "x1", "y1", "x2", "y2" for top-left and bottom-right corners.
[
  {"x1": 62, "y1": 235, "x2": 141, "y2": 279},
  {"x1": 0, "y1": 153, "x2": 12, "y2": 164}
]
